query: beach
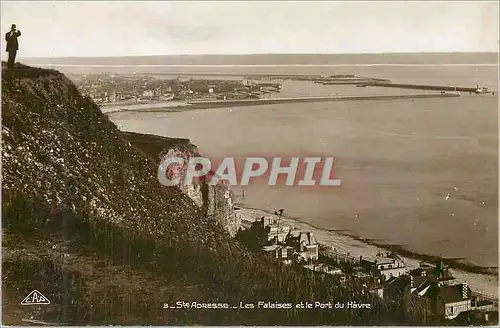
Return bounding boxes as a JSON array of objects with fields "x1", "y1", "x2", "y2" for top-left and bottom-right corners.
[{"x1": 235, "y1": 206, "x2": 498, "y2": 299}]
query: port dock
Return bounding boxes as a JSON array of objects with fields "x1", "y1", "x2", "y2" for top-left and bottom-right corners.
[
  {"x1": 187, "y1": 93, "x2": 460, "y2": 108},
  {"x1": 321, "y1": 79, "x2": 391, "y2": 85},
  {"x1": 317, "y1": 76, "x2": 392, "y2": 85},
  {"x1": 358, "y1": 82, "x2": 490, "y2": 94}
]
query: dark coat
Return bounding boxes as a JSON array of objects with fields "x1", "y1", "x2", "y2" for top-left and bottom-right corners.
[{"x1": 5, "y1": 30, "x2": 21, "y2": 52}]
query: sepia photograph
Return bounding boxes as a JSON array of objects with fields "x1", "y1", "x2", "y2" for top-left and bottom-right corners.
[{"x1": 1, "y1": 1, "x2": 498, "y2": 326}]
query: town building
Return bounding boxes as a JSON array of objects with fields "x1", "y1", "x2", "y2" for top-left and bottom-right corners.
[
  {"x1": 262, "y1": 244, "x2": 294, "y2": 265},
  {"x1": 384, "y1": 275, "x2": 411, "y2": 300},
  {"x1": 286, "y1": 231, "x2": 319, "y2": 262},
  {"x1": 262, "y1": 244, "x2": 281, "y2": 260},
  {"x1": 413, "y1": 280, "x2": 472, "y2": 319},
  {"x1": 303, "y1": 263, "x2": 343, "y2": 276},
  {"x1": 142, "y1": 90, "x2": 154, "y2": 98},
  {"x1": 351, "y1": 266, "x2": 372, "y2": 280},
  {"x1": 349, "y1": 266, "x2": 385, "y2": 299},
  {"x1": 410, "y1": 262, "x2": 473, "y2": 320},
  {"x1": 361, "y1": 255, "x2": 407, "y2": 280},
  {"x1": 278, "y1": 245, "x2": 295, "y2": 265},
  {"x1": 384, "y1": 262, "x2": 497, "y2": 320},
  {"x1": 369, "y1": 282, "x2": 385, "y2": 299},
  {"x1": 249, "y1": 216, "x2": 292, "y2": 246},
  {"x1": 471, "y1": 296, "x2": 497, "y2": 312},
  {"x1": 267, "y1": 225, "x2": 292, "y2": 244}
]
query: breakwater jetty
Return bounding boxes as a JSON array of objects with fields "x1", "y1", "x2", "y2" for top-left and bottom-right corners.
[
  {"x1": 321, "y1": 79, "x2": 390, "y2": 85},
  {"x1": 359, "y1": 82, "x2": 490, "y2": 94},
  {"x1": 317, "y1": 76, "x2": 392, "y2": 85},
  {"x1": 187, "y1": 93, "x2": 460, "y2": 108}
]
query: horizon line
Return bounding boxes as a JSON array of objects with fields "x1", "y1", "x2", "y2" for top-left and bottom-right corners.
[
  {"x1": 21, "y1": 51, "x2": 499, "y2": 60},
  {"x1": 24, "y1": 64, "x2": 499, "y2": 68}
]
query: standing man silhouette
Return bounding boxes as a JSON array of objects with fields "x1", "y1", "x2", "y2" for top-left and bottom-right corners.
[{"x1": 5, "y1": 24, "x2": 21, "y2": 69}]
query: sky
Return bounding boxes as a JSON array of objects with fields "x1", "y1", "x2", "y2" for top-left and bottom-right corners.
[{"x1": 1, "y1": 1, "x2": 499, "y2": 58}]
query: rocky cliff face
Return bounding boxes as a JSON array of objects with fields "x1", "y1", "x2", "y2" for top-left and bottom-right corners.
[
  {"x1": 118, "y1": 130, "x2": 241, "y2": 237},
  {"x1": 115, "y1": 130, "x2": 241, "y2": 237},
  {"x1": 157, "y1": 147, "x2": 241, "y2": 237}
]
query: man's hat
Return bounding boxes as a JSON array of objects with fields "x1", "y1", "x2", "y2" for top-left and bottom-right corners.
[{"x1": 11, "y1": 24, "x2": 16, "y2": 28}]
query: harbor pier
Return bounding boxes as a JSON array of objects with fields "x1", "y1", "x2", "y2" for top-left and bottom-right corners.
[
  {"x1": 187, "y1": 93, "x2": 460, "y2": 108},
  {"x1": 358, "y1": 82, "x2": 490, "y2": 94}
]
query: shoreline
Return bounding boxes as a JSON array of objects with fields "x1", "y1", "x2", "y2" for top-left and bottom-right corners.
[
  {"x1": 235, "y1": 205, "x2": 498, "y2": 299},
  {"x1": 101, "y1": 93, "x2": 461, "y2": 114},
  {"x1": 237, "y1": 204, "x2": 497, "y2": 273}
]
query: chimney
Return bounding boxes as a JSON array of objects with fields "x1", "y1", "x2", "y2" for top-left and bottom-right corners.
[{"x1": 462, "y1": 282, "x2": 468, "y2": 299}]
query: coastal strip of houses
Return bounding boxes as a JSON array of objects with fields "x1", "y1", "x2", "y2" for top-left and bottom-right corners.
[{"x1": 237, "y1": 211, "x2": 498, "y2": 324}]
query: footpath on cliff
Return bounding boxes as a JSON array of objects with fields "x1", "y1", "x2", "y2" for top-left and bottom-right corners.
[{"x1": 1, "y1": 63, "x2": 438, "y2": 325}]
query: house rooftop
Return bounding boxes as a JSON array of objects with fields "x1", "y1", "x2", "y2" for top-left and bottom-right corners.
[
  {"x1": 353, "y1": 271, "x2": 371, "y2": 279},
  {"x1": 262, "y1": 245, "x2": 281, "y2": 252},
  {"x1": 299, "y1": 232, "x2": 317, "y2": 245},
  {"x1": 439, "y1": 284, "x2": 472, "y2": 303},
  {"x1": 413, "y1": 281, "x2": 471, "y2": 303},
  {"x1": 376, "y1": 257, "x2": 399, "y2": 265},
  {"x1": 411, "y1": 275, "x2": 428, "y2": 289},
  {"x1": 427, "y1": 266, "x2": 455, "y2": 282},
  {"x1": 268, "y1": 224, "x2": 291, "y2": 232}
]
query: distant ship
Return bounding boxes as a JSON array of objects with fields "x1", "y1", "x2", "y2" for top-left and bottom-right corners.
[{"x1": 474, "y1": 85, "x2": 489, "y2": 94}]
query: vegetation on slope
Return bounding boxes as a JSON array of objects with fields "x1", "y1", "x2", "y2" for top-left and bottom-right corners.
[{"x1": 2, "y1": 63, "x2": 437, "y2": 325}]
